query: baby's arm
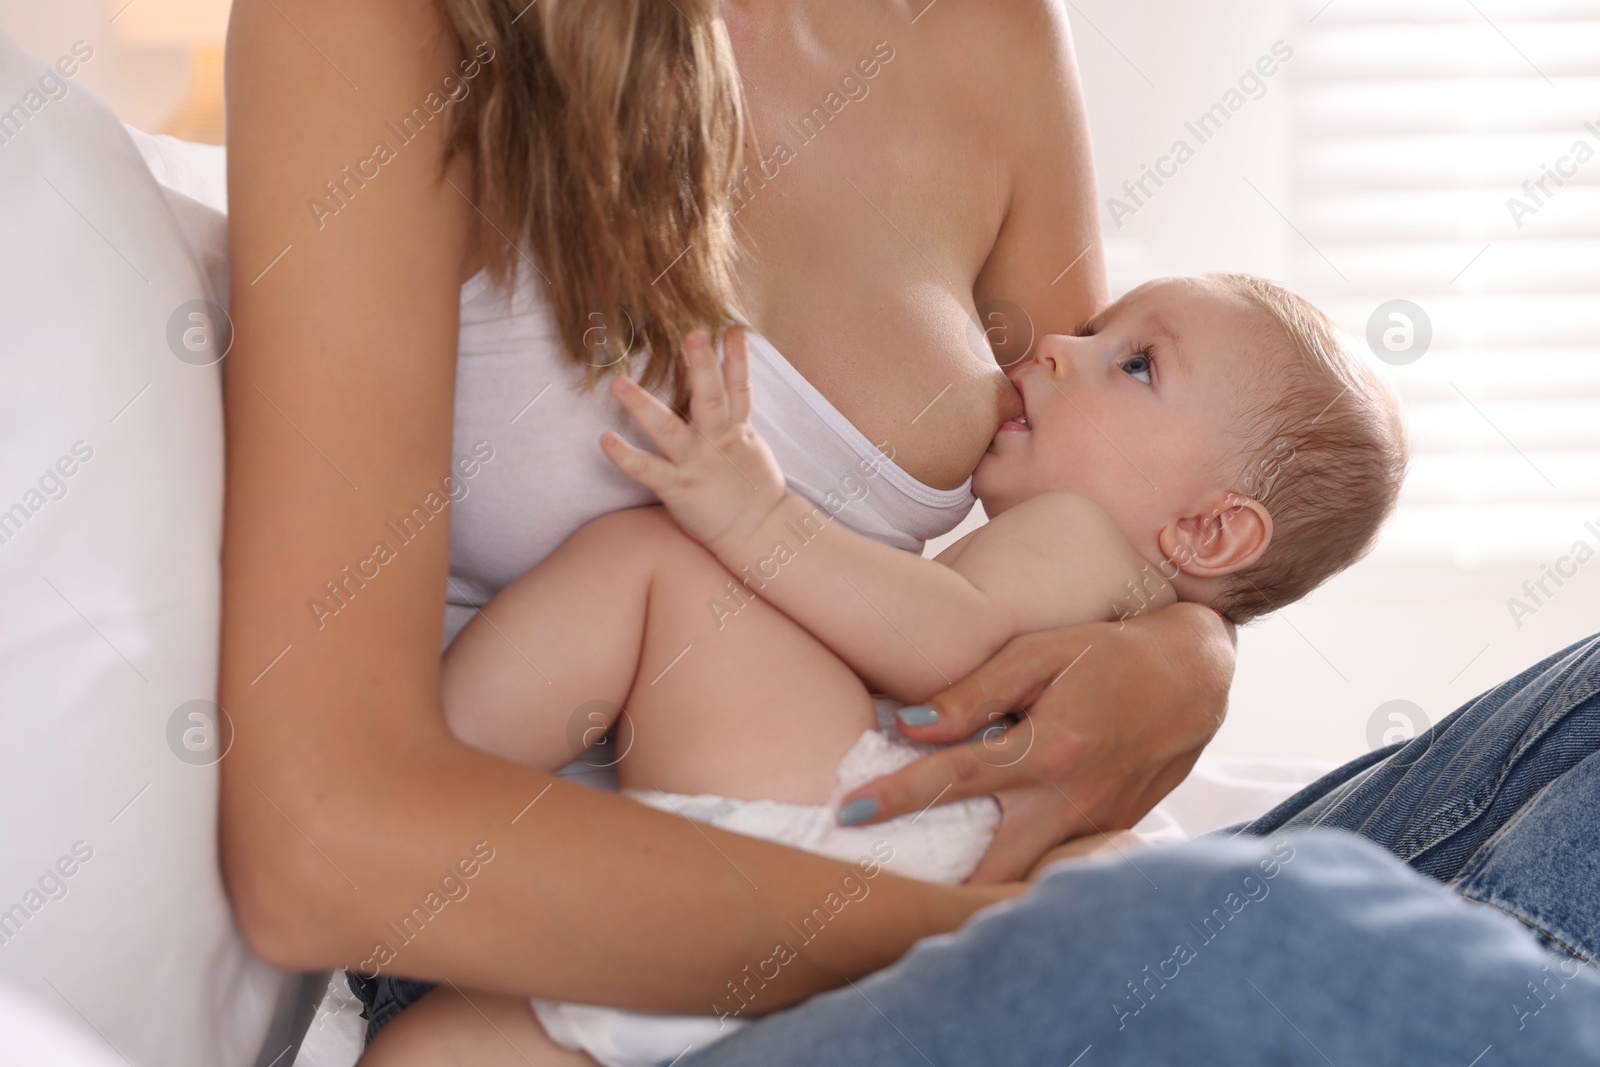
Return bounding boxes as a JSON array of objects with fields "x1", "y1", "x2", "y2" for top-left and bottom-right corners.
[
  {"x1": 601, "y1": 330, "x2": 1172, "y2": 705},
  {"x1": 705, "y1": 489, "x2": 1165, "y2": 704}
]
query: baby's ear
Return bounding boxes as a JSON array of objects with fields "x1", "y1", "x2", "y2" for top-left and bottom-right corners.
[{"x1": 1159, "y1": 494, "x2": 1273, "y2": 578}]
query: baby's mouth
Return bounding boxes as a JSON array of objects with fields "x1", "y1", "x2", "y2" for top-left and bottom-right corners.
[{"x1": 995, "y1": 378, "x2": 1030, "y2": 435}]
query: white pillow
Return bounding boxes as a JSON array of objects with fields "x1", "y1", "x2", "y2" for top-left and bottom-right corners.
[
  {"x1": 0, "y1": 33, "x2": 297, "y2": 1067},
  {"x1": 123, "y1": 125, "x2": 228, "y2": 214},
  {"x1": 0, "y1": 979, "x2": 128, "y2": 1067},
  {"x1": 123, "y1": 125, "x2": 229, "y2": 307}
]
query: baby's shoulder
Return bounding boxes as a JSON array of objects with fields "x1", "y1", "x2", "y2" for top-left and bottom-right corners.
[
  {"x1": 945, "y1": 492, "x2": 1166, "y2": 631},
  {"x1": 940, "y1": 492, "x2": 1129, "y2": 573},
  {"x1": 987, "y1": 491, "x2": 1124, "y2": 544}
]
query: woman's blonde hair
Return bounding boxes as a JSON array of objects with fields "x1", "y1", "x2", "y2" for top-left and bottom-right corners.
[{"x1": 436, "y1": 0, "x2": 744, "y2": 406}]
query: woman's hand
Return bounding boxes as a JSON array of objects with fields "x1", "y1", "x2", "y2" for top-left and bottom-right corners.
[
  {"x1": 1026, "y1": 830, "x2": 1153, "y2": 881},
  {"x1": 838, "y1": 603, "x2": 1235, "y2": 884},
  {"x1": 601, "y1": 327, "x2": 789, "y2": 555}
]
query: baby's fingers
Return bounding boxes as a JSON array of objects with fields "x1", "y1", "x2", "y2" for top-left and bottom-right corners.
[
  {"x1": 611, "y1": 375, "x2": 690, "y2": 460},
  {"x1": 685, "y1": 331, "x2": 731, "y2": 433},
  {"x1": 723, "y1": 328, "x2": 753, "y2": 424},
  {"x1": 599, "y1": 431, "x2": 674, "y2": 492}
]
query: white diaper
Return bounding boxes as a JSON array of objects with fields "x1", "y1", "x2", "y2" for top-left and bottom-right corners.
[{"x1": 530, "y1": 699, "x2": 1000, "y2": 1067}]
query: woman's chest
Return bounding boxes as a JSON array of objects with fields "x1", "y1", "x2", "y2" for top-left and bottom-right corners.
[{"x1": 728, "y1": 24, "x2": 1016, "y2": 489}]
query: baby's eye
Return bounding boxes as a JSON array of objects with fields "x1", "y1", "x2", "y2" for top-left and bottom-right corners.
[{"x1": 1120, "y1": 351, "x2": 1154, "y2": 385}]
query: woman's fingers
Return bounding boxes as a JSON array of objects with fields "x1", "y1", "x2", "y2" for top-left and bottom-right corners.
[
  {"x1": 723, "y1": 327, "x2": 753, "y2": 424},
  {"x1": 598, "y1": 430, "x2": 674, "y2": 491},
  {"x1": 611, "y1": 374, "x2": 690, "y2": 460},
  {"x1": 684, "y1": 330, "x2": 730, "y2": 433},
  {"x1": 838, "y1": 733, "x2": 1028, "y2": 828},
  {"x1": 893, "y1": 630, "x2": 1083, "y2": 745}
]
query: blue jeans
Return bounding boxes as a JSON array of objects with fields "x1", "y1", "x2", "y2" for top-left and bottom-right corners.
[{"x1": 679, "y1": 631, "x2": 1600, "y2": 1065}]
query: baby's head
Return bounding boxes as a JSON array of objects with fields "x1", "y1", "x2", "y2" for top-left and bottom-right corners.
[{"x1": 974, "y1": 274, "x2": 1408, "y2": 624}]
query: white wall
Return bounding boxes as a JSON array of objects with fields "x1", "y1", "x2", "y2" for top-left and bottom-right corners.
[
  {"x1": 0, "y1": 0, "x2": 188, "y2": 132},
  {"x1": 1073, "y1": 0, "x2": 1295, "y2": 279}
]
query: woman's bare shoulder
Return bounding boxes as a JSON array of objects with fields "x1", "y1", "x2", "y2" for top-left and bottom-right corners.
[
  {"x1": 932, "y1": 0, "x2": 1107, "y2": 336},
  {"x1": 226, "y1": 0, "x2": 479, "y2": 300},
  {"x1": 228, "y1": 0, "x2": 460, "y2": 100},
  {"x1": 912, "y1": 0, "x2": 1076, "y2": 87}
]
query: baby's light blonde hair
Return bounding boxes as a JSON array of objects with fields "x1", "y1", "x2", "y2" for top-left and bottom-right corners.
[{"x1": 1208, "y1": 275, "x2": 1409, "y2": 624}]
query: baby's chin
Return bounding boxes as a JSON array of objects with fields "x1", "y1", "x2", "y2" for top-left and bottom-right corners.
[{"x1": 970, "y1": 451, "x2": 1015, "y2": 515}]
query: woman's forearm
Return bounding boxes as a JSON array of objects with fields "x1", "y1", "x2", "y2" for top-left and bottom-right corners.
[
  {"x1": 225, "y1": 723, "x2": 1015, "y2": 1014},
  {"x1": 1133, "y1": 600, "x2": 1237, "y2": 719}
]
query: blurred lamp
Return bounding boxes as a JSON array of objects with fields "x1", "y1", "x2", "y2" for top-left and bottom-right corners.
[{"x1": 110, "y1": 0, "x2": 231, "y2": 143}]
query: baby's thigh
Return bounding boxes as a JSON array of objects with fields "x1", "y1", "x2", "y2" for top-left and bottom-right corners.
[
  {"x1": 357, "y1": 987, "x2": 596, "y2": 1067},
  {"x1": 616, "y1": 510, "x2": 877, "y2": 804}
]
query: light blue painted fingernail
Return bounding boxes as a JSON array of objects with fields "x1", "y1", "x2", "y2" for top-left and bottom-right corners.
[
  {"x1": 896, "y1": 705, "x2": 940, "y2": 727},
  {"x1": 838, "y1": 797, "x2": 878, "y2": 827}
]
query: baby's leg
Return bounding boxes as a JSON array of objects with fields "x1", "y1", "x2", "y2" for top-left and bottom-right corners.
[
  {"x1": 442, "y1": 507, "x2": 659, "y2": 768},
  {"x1": 444, "y1": 505, "x2": 875, "y2": 803},
  {"x1": 357, "y1": 987, "x2": 594, "y2": 1067},
  {"x1": 613, "y1": 508, "x2": 877, "y2": 802}
]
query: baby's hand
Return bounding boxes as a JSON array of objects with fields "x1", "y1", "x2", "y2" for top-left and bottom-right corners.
[{"x1": 601, "y1": 328, "x2": 788, "y2": 555}]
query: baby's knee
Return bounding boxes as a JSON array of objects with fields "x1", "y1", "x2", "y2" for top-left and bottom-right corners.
[
  {"x1": 569, "y1": 504, "x2": 683, "y2": 560},
  {"x1": 574, "y1": 504, "x2": 724, "y2": 579}
]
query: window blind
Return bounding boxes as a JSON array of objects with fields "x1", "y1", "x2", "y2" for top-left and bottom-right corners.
[{"x1": 1288, "y1": 0, "x2": 1600, "y2": 564}]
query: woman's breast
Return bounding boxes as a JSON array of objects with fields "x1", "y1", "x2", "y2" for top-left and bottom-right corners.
[
  {"x1": 729, "y1": 124, "x2": 1016, "y2": 490},
  {"x1": 447, "y1": 270, "x2": 991, "y2": 647},
  {"x1": 748, "y1": 278, "x2": 1018, "y2": 492}
]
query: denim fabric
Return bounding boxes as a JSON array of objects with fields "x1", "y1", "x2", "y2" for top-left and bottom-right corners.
[
  {"x1": 679, "y1": 633, "x2": 1600, "y2": 1065},
  {"x1": 678, "y1": 832, "x2": 1600, "y2": 1066},
  {"x1": 1236, "y1": 631, "x2": 1600, "y2": 959},
  {"x1": 346, "y1": 972, "x2": 436, "y2": 1046}
]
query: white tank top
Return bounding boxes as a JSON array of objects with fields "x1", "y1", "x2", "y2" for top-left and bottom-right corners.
[{"x1": 444, "y1": 268, "x2": 975, "y2": 645}]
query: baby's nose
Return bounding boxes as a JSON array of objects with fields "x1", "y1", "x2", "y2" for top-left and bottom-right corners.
[{"x1": 1034, "y1": 335, "x2": 1073, "y2": 379}]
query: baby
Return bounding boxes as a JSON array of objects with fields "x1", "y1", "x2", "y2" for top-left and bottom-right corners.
[{"x1": 366, "y1": 274, "x2": 1407, "y2": 1066}]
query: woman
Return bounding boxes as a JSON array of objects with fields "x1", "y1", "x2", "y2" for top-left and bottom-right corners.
[
  {"x1": 222, "y1": 0, "x2": 1227, "y2": 1045},
  {"x1": 222, "y1": 1, "x2": 1600, "y2": 1063}
]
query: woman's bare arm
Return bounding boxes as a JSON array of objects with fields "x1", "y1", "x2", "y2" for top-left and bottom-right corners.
[{"x1": 219, "y1": 0, "x2": 1015, "y2": 1011}]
